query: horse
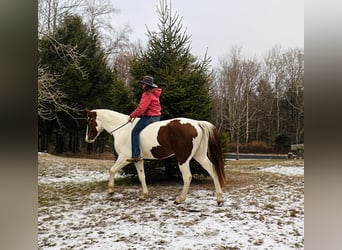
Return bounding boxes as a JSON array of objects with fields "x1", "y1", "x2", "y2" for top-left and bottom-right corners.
[{"x1": 85, "y1": 109, "x2": 226, "y2": 206}]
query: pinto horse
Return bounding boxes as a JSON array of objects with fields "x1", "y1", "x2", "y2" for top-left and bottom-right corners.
[{"x1": 85, "y1": 109, "x2": 226, "y2": 206}]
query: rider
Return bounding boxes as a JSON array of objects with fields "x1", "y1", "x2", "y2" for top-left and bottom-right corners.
[{"x1": 127, "y1": 76, "x2": 162, "y2": 163}]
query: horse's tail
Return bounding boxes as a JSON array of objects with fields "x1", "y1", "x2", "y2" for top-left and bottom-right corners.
[{"x1": 199, "y1": 122, "x2": 226, "y2": 188}]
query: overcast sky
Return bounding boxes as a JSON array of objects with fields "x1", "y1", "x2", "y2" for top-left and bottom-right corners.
[{"x1": 110, "y1": 0, "x2": 304, "y2": 67}]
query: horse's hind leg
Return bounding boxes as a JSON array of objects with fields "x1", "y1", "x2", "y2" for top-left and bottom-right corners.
[
  {"x1": 194, "y1": 155, "x2": 224, "y2": 206},
  {"x1": 175, "y1": 161, "x2": 192, "y2": 204},
  {"x1": 134, "y1": 160, "x2": 149, "y2": 200}
]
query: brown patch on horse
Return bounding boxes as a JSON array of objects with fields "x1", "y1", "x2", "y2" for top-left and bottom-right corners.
[
  {"x1": 151, "y1": 120, "x2": 198, "y2": 165},
  {"x1": 86, "y1": 110, "x2": 98, "y2": 140}
]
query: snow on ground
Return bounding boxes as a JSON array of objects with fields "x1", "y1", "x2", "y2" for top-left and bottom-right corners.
[
  {"x1": 38, "y1": 168, "x2": 109, "y2": 184},
  {"x1": 38, "y1": 153, "x2": 304, "y2": 249},
  {"x1": 258, "y1": 165, "x2": 304, "y2": 176}
]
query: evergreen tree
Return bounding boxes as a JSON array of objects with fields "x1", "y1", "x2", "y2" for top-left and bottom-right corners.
[
  {"x1": 39, "y1": 15, "x2": 114, "y2": 109},
  {"x1": 111, "y1": 77, "x2": 136, "y2": 114},
  {"x1": 38, "y1": 15, "x2": 128, "y2": 153},
  {"x1": 130, "y1": 0, "x2": 212, "y2": 120},
  {"x1": 126, "y1": 0, "x2": 213, "y2": 179}
]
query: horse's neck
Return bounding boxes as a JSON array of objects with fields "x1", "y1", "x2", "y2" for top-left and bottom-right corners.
[{"x1": 97, "y1": 110, "x2": 128, "y2": 132}]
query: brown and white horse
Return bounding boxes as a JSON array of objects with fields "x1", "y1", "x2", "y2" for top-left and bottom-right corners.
[{"x1": 85, "y1": 109, "x2": 226, "y2": 206}]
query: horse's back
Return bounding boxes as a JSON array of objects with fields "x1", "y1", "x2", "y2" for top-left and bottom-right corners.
[
  {"x1": 140, "y1": 117, "x2": 205, "y2": 161},
  {"x1": 140, "y1": 117, "x2": 202, "y2": 137}
]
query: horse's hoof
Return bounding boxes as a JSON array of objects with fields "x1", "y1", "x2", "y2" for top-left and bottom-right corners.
[
  {"x1": 174, "y1": 200, "x2": 181, "y2": 205},
  {"x1": 174, "y1": 198, "x2": 184, "y2": 205},
  {"x1": 105, "y1": 193, "x2": 114, "y2": 201},
  {"x1": 217, "y1": 200, "x2": 224, "y2": 207},
  {"x1": 139, "y1": 194, "x2": 149, "y2": 200}
]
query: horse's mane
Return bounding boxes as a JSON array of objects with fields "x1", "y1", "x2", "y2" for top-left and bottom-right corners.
[
  {"x1": 93, "y1": 109, "x2": 128, "y2": 118},
  {"x1": 92, "y1": 109, "x2": 129, "y2": 127}
]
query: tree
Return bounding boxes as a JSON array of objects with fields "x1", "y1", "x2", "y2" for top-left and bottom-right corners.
[
  {"x1": 38, "y1": 0, "x2": 136, "y2": 154},
  {"x1": 281, "y1": 48, "x2": 304, "y2": 144},
  {"x1": 262, "y1": 46, "x2": 304, "y2": 148},
  {"x1": 38, "y1": 15, "x2": 120, "y2": 153},
  {"x1": 214, "y1": 48, "x2": 260, "y2": 159},
  {"x1": 263, "y1": 45, "x2": 286, "y2": 137},
  {"x1": 38, "y1": 66, "x2": 81, "y2": 122},
  {"x1": 38, "y1": 0, "x2": 85, "y2": 36},
  {"x1": 130, "y1": 0, "x2": 212, "y2": 120},
  {"x1": 254, "y1": 78, "x2": 275, "y2": 142},
  {"x1": 83, "y1": 0, "x2": 118, "y2": 34},
  {"x1": 39, "y1": 15, "x2": 115, "y2": 109},
  {"x1": 126, "y1": 0, "x2": 213, "y2": 178}
]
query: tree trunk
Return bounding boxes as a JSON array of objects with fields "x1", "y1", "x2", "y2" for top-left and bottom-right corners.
[
  {"x1": 236, "y1": 130, "x2": 240, "y2": 160},
  {"x1": 55, "y1": 132, "x2": 64, "y2": 153},
  {"x1": 245, "y1": 94, "x2": 249, "y2": 144}
]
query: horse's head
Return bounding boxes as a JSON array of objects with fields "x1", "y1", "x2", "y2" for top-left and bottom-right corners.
[{"x1": 85, "y1": 109, "x2": 103, "y2": 143}]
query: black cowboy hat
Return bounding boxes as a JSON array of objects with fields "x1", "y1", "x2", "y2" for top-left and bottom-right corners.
[{"x1": 140, "y1": 76, "x2": 158, "y2": 88}]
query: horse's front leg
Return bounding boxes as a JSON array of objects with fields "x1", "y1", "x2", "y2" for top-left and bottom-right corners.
[
  {"x1": 108, "y1": 156, "x2": 129, "y2": 194},
  {"x1": 135, "y1": 160, "x2": 149, "y2": 200}
]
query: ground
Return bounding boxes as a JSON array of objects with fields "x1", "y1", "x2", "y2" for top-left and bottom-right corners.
[{"x1": 38, "y1": 153, "x2": 304, "y2": 249}]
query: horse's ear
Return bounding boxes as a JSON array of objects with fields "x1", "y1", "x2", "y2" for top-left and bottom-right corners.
[{"x1": 85, "y1": 108, "x2": 90, "y2": 115}]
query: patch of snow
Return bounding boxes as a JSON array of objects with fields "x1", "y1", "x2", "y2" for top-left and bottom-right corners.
[
  {"x1": 38, "y1": 186, "x2": 304, "y2": 249},
  {"x1": 259, "y1": 165, "x2": 304, "y2": 176},
  {"x1": 38, "y1": 168, "x2": 109, "y2": 184}
]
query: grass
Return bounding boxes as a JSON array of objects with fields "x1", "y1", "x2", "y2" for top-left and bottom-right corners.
[
  {"x1": 224, "y1": 159, "x2": 304, "y2": 189},
  {"x1": 38, "y1": 155, "x2": 304, "y2": 207}
]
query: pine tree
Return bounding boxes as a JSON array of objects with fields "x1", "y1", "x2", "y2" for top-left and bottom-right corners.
[
  {"x1": 126, "y1": 0, "x2": 213, "y2": 179},
  {"x1": 130, "y1": 0, "x2": 212, "y2": 120},
  {"x1": 38, "y1": 15, "x2": 128, "y2": 153}
]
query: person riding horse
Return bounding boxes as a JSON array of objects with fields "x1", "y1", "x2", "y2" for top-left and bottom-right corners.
[{"x1": 127, "y1": 76, "x2": 162, "y2": 163}]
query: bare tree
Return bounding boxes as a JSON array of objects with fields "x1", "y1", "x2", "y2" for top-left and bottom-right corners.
[
  {"x1": 81, "y1": 0, "x2": 141, "y2": 85},
  {"x1": 83, "y1": 0, "x2": 118, "y2": 33},
  {"x1": 263, "y1": 45, "x2": 287, "y2": 136},
  {"x1": 263, "y1": 46, "x2": 304, "y2": 144},
  {"x1": 38, "y1": 66, "x2": 81, "y2": 125},
  {"x1": 214, "y1": 47, "x2": 260, "y2": 159},
  {"x1": 211, "y1": 70, "x2": 226, "y2": 132},
  {"x1": 241, "y1": 59, "x2": 261, "y2": 144},
  {"x1": 254, "y1": 78, "x2": 276, "y2": 142},
  {"x1": 39, "y1": 0, "x2": 138, "y2": 86},
  {"x1": 281, "y1": 48, "x2": 304, "y2": 143},
  {"x1": 212, "y1": 45, "x2": 304, "y2": 154},
  {"x1": 38, "y1": 0, "x2": 86, "y2": 36}
]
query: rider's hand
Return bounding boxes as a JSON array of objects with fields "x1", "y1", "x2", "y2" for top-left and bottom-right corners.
[{"x1": 128, "y1": 116, "x2": 133, "y2": 122}]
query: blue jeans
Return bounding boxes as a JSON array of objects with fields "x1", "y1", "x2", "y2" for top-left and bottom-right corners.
[{"x1": 131, "y1": 116, "x2": 160, "y2": 158}]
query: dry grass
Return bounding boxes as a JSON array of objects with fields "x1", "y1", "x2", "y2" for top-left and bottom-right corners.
[
  {"x1": 224, "y1": 159, "x2": 304, "y2": 190},
  {"x1": 39, "y1": 153, "x2": 304, "y2": 200}
]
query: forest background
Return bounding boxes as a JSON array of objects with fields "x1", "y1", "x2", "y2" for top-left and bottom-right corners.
[{"x1": 38, "y1": 0, "x2": 304, "y2": 176}]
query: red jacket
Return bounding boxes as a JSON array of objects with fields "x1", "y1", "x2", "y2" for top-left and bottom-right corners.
[{"x1": 130, "y1": 88, "x2": 162, "y2": 118}]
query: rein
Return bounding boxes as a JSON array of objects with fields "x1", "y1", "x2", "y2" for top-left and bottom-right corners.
[
  {"x1": 109, "y1": 121, "x2": 130, "y2": 134},
  {"x1": 109, "y1": 118, "x2": 135, "y2": 134}
]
